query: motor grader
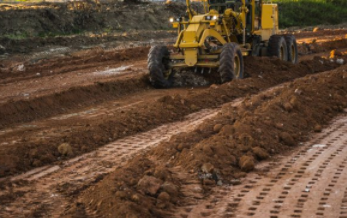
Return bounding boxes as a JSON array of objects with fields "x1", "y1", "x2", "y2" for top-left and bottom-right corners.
[{"x1": 147, "y1": 0, "x2": 298, "y2": 88}]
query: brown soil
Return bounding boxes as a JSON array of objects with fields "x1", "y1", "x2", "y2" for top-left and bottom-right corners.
[
  {"x1": 0, "y1": 46, "x2": 150, "y2": 83},
  {"x1": 292, "y1": 29, "x2": 347, "y2": 39},
  {"x1": 0, "y1": 47, "x2": 151, "y2": 128},
  {"x1": 0, "y1": 28, "x2": 347, "y2": 218},
  {"x1": 0, "y1": 56, "x2": 342, "y2": 178},
  {"x1": 299, "y1": 38, "x2": 347, "y2": 55},
  {"x1": 70, "y1": 64, "x2": 347, "y2": 218}
]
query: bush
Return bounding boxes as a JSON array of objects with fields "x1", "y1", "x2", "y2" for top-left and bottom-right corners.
[{"x1": 275, "y1": 0, "x2": 347, "y2": 28}]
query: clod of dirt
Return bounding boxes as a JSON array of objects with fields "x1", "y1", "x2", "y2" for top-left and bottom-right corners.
[
  {"x1": 279, "y1": 132, "x2": 296, "y2": 146},
  {"x1": 137, "y1": 175, "x2": 163, "y2": 196},
  {"x1": 57, "y1": 143, "x2": 73, "y2": 156},
  {"x1": 131, "y1": 194, "x2": 140, "y2": 203},
  {"x1": 313, "y1": 27, "x2": 322, "y2": 32},
  {"x1": 210, "y1": 84, "x2": 219, "y2": 89},
  {"x1": 190, "y1": 104, "x2": 199, "y2": 110},
  {"x1": 157, "y1": 192, "x2": 170, "y2": 202},
  {"x1": 202, "y1": 144, "x2": 214, "y2": 156},
  {"x1": 213, "y1": 124, "x2": 223, "y2": 132},
  {"x1": 177, "y1": 143, "x2": 190, "y2": 151},
  {"x1": 115, "y1": 191, "x2": 127, "y2": 199},
  {"x1": 314, "y1": 124, "x2": 322, "y2": 132},
  {"x1": 283, "y1": 102, "x2": 293, "y2": 112},
  {"x1": 156, "y1": 191, "x2": 170, "y2": 208},
  {"x1": 252, "y1": 147, "x2": 270, "y2": 160},
  {"x1": 220, "y1": 124, "x2": 234, "y2": 135},
  {"x1": 153, "y1": 167, "x2": 171, "y2": 181},
  {"x1": 201, "y1": 163, "x2": 214, "y2": 174},
  {"x1": 239, "y1": 156, "x2": 255, "y2": 172},
  {"x1": 238, "y1": 133, "x2": 254, "y2": 147},
  {"x1": 203, "y1": 179, "x2": 216, "y2": 186}
]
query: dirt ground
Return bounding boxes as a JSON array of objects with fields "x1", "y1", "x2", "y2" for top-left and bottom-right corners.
[{"x1": 0, "y1": 26, "x2": 347, "y2": 218}]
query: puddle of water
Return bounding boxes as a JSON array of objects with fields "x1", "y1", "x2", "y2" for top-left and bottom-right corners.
[
  {"x1": 94, "y1": 65, "x2": 133, "y2": 76},
  {"x1": 51, "y1": 108, "x2": 99, "y2": 120},
  {"x1": 312, "y1": 144, "x2": 326, "y2": 148}
]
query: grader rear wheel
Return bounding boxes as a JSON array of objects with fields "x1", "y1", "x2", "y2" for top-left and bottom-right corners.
[
  {"x1": 284, "y1": 35, "x2": 298, "y2": 64},
  {"x1": 219, "y1": 43, "x2": 244, "y2": 83},
  {"x1": 268, "y1": 35, "x2": 288, "y2": 61}
]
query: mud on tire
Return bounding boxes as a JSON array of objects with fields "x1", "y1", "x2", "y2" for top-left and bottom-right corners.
[
  {"x1": 267, "y1": 35, "x2": 288, "y2": 61},
  {"x1": 284, "y1": 35, "x2": 298, "y2": 64},
  {"x1": 219, "y1": 42, "x2": 244, "y2": 83},
  {"x1": 147, "y1": 46, "x2": 173, "y2": 88}
]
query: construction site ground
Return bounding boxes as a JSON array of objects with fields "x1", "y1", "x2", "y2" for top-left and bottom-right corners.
[{"x1": 0, "y1": 27, "x2": 347, "y2": 218}]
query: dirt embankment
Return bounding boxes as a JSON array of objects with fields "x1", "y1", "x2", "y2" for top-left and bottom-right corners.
[
  {"x1": 291, "y1": 29, "x2": 347, "y2": 39},
  {"x1": 299, "y1": 38, "x2": 347, "y2": 55},
  {"x1": 0, "y1": 2, "x2": 183, "y2": 54},
  {"x1": 0, "y1": 47, "x2": 150, "y2": 128},
  {"x1": 0, "y1": 46, "x2": 150, "y2": 83},
  {"x1": 0, "y1": 56, "x2": 343, "y2": 178},
  {"x1": 69, "y1": 64, "x2": 347, "y2": 218}
]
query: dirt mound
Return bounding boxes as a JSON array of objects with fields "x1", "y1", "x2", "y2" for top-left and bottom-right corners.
[
  {"x1": 62, "y1": 59, "x2": 347, "y2": 217},
  {"x1": 292, "y1": 29, "x2": 347, "y2": 39},
  {"x1": 0, "y1": 2, "x2": 184, "y2": 54},
  {"x1": 0, "y1": 2, "x2": 184, "y2": 38},
  {"x1": 302, "y1": 38, "x2": 347, "y2": 54},
  {"x1": 0, "y1": 74, "x2": 149, "y2": 129}
]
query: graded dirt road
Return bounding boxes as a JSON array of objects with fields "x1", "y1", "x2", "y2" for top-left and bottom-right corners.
[{"x1": 0, "y1": 29, "x2": 347, "y2": 218}]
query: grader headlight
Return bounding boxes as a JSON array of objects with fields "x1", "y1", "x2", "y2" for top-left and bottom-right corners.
[
  {"x1": 170, "y1": 17, "x2": 180, "y2": 28},
  {"x1": 205, "y1": 15, "x2": 218, "y2": 26}
]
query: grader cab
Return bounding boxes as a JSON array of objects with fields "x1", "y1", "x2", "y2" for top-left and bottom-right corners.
[{"x1": 148, "y1": 0, "x2": 298, "y2": 88}]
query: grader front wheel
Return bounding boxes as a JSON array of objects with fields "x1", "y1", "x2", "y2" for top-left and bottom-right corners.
[
  {"x1": 147, "y1": 46, "x2": 174, "y2": 89},
  {"x1": 219, "y1": 43, "x2": 244, "y2": 83}
]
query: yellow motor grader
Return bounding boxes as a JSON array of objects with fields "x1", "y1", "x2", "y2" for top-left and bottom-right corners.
[{"x1": 148, "y1": 0, "x2": 298, "y2": 88}]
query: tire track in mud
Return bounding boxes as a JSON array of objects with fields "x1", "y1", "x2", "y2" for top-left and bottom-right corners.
[
  {"x1": 172, "y1": 113, "x2": 347, "y2": 218},
  {"x1": 0, "y1": 108, "x2": 218, "y2": 217}
]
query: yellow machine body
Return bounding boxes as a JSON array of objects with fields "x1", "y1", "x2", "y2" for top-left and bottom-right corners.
[{"x1": 169, "y1": 0, "x2": 279, "y2": 68}]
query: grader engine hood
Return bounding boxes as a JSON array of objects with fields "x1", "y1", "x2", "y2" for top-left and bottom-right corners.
[{"x1": 179, "y1": 15, "x2": 207, "y2": 66}]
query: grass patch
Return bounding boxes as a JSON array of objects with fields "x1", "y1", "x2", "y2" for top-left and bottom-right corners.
[
  {"x1": 3, "y1": 32, "x2": 30, "y2": 40},
  {"x1": 275, "y1": 0, "x2": 347, "y2": 28}
]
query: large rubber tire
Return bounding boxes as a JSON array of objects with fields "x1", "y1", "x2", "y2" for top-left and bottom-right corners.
[
  {"x1": 284, "y1": 35, "x2": 298, "y2": 64},
  {"x1": 147, "y1": 46, "x2": 173, "y2": 88},
  {"x1": 267, "y1": 35, "x2": 288, "y2": 61},
  {"x1": 219, "y1": 43, "x2": 244, "y2": 83}
]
